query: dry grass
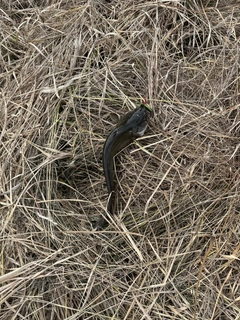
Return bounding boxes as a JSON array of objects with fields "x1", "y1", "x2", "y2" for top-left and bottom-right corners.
[{"x1": 0, "y1": 0, "x2": 240, "y2": 319}]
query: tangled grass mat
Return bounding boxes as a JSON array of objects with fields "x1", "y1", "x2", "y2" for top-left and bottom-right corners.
[{"x1": 0, "y1": 1, "x2": 240, "y2": 319}]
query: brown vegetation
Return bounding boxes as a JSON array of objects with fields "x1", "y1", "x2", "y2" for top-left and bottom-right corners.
[{"x1": 0, "y1": 0, "x2": 240, "y2": 319}]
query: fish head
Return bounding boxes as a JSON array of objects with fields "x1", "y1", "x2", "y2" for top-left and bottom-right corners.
[{"x1": 128, "y1": 104, "x2": 152, "y2": 137}]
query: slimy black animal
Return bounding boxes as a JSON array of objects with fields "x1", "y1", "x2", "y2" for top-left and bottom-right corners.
[{"x1": 95, "y1": 101, "x2": 152, "y2": 229}]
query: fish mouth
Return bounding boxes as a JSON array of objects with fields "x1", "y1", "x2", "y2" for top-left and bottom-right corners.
[{"x1": 134, "y1": 124, "x2": 147, "y2": 137}]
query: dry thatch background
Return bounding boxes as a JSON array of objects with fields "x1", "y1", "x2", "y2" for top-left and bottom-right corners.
[{"x1": 0, "y1": 0, "x2": 240, "y2": 319}]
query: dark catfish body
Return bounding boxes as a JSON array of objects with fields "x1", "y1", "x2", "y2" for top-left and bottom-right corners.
[{"x1": 95, "y1": 104, "x2": 152, "y2": 229}]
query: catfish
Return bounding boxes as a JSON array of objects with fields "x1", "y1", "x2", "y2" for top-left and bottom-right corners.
[{"x1": 95, "y1": 101, "x2": 152, "y2": 229}]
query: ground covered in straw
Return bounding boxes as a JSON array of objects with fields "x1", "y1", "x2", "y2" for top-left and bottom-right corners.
[{"x1": 0, "y1": 1, "x2": 240, "y2": 319}]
